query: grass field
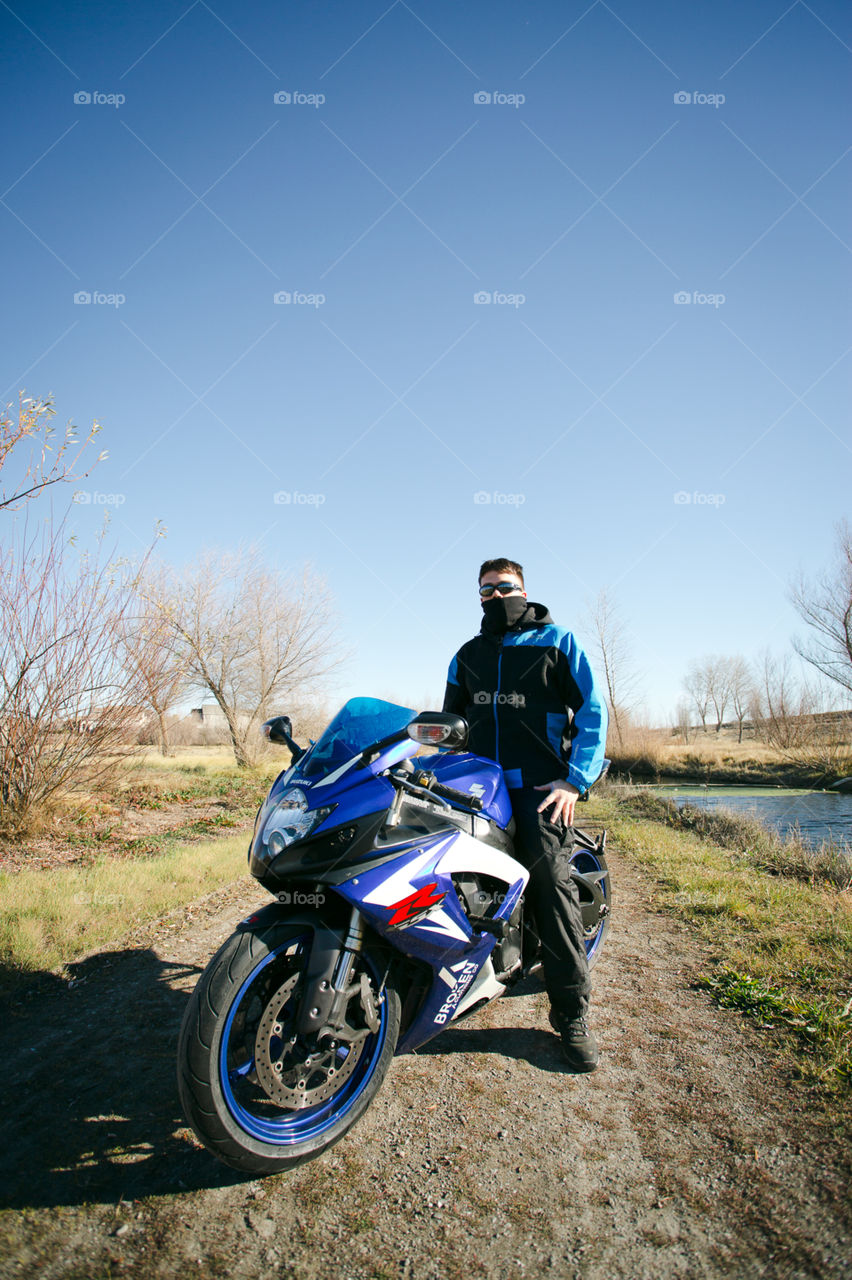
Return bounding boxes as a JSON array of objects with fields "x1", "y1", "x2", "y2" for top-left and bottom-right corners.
[
  {"x1": 607, "y1": 722, "x2": 852, "y2": 786},
  {"x1": 0, "y1": 746, "x2": 277, "y2": 986},
  {"x1": 587, "y1": 789, "x2": 852, "y2": 1089},
  {"x1": 132, "y1": 745, "x2": 285, "y2": 776},
  {"x1": 0, "y1": 833, "x2": 249, "y2": 985}
]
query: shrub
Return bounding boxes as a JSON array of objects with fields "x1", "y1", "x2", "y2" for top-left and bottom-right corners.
[{"x1": 620, "y1": 790, "x2": 851, "y2": 890}]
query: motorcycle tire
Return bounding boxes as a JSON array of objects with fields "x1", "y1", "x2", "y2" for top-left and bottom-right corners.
[
  {"x1": 569, "y1": 845, "x2": 612, "y2": 968},
  {"x1": 177, "y1": 919, "x2": 400, "y2": 1174}
]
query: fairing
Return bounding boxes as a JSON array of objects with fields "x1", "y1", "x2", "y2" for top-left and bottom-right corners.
[
  {"x1": 332, "y1": 828, "x2": 528, "y2": 1052},
  {"x1": 248, "y1": 697, "x2": 529, "y2": 1053}
]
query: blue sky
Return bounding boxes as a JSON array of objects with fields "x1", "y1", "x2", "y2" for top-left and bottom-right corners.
[{"x1": 2, "y1": 0, "x2": 850, "y2": 722}]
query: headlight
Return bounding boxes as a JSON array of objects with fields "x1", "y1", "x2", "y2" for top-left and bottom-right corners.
[{"x1": 261, "y1": 789, "x2": 334, "y2": 855}]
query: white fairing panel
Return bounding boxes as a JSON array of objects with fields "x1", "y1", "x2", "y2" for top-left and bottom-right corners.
[
  {"x1": 434, "y1": 829, "x2": 529, "y2": 894},
  {"x1": 414, "y1": 908, "x2": 469, "y2": 942},
  {"x1": 358, "y1": 836, "x2": 473, "y2": 943},
  {"x1": 358, "y1": 830, "x2": 526, "y2": 949},
  {"x1": 452, "y1": 958, "x2": 505, "y2": 1019},
  {"x1": 361, "y1": 843, "x2": 451, "y2": 906}
]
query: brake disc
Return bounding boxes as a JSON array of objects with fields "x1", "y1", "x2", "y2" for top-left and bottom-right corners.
[{"x1": 253, "y1": 973, "x2": 366, "y2": 1109}]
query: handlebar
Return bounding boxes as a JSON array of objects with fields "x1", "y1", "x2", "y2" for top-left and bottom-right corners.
[{"x1": 410, "y1": 770, "x2": 484, "y2": 812}]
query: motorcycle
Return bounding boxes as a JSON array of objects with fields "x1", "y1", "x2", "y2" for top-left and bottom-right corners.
[{"x1": 177, "y1": 697, "x2": 611, "y2": 1174}]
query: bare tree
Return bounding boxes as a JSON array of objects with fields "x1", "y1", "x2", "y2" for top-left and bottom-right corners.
[
  {"x1": 119, "y1": 567, "x2": 190, "y2": 756},
  {"x1": 682, "y1": 655, "x2": 752, "y2": 742},
  {"x1": 587, "y1": 590, "x2": 642, "y2": 750},
  {"x1": 1, "y1": 393, "x2": 105, "y2": 513},
  {"x1": 0, "y1": 400, "x2": 151, "y2": 830},
  {"x1": 149, "y1": 549, "x2": 344, "y2": 768},
  {"x1": 727, "y1": 655, "x2": 753, "y2": 744},
  {"x1": 791, "y1": 520, "x2": 852, "y2": 697},
  {"x1": 682, "y1": 660, "x2": 710, "y2": 733},
  {"x1": 749, "y1": 651, "x2": 815, "y2": 752},
  {"x1": 0, "y1": 515, "x2": 147, "y2": 831},
  {"x1": 671, "y1": 702, "x2": 694, "y2": 745},
  {"x1": 706, "y1": 655, "x2": 735, "y2": 733},
  {"x1": 751, "y1": 652, "x2": 852, "y2": 775}
]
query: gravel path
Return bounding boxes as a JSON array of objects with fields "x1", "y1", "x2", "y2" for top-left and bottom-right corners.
[{"x1": 1, "y1": 847, "x2": 849, "y2": 1280}]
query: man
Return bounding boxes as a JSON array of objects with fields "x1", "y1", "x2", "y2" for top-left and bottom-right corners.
[{"x1": 442, "y1": 557, "x2": 608, "y2": 1071}]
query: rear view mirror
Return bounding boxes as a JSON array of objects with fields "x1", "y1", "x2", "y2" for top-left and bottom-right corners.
[
  {"x1": 262, "y1": 715, "x2": 293, "y2": 745},
  {"x1": 407, "y1": 712, "x2": 468, "y2": 750},
  {"x1": 262, "y1": 715, "x2": 306, "y2": 762}
]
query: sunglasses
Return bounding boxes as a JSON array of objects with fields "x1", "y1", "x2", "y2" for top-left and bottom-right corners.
[{"x1": 479, "y1": 581, "x2": 523, "y2": 598}]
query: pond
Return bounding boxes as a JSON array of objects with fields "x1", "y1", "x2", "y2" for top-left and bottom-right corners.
[{"x1": 647, "y1": 783, "x2": 852, "y2": 852}]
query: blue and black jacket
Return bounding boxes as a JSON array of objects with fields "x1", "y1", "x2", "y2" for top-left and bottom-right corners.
[{"x1": 442, "y1": 601, "x2": 608, "y2": 792}]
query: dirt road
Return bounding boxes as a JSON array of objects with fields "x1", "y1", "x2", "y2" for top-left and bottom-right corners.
[{"x1": 1, "y1": 848, "x2": 849, "y2": 1280}]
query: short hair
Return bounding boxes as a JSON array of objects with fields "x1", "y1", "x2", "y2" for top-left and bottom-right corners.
[{"x1": 478, "y1": 558, "x2": 524, "y2": 586}]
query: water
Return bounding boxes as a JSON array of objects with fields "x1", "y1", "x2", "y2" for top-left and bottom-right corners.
[{"x1": 649, "y1": 784, "x2": 852, "y2": 852}]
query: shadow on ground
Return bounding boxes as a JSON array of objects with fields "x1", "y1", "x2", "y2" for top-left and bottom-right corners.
[
  {"x1": 411, "y1": 1022, "x2": 565, "y2": 1067},
  {"x1": 0, "y1": 948, "x2": 248, "y2": 1210},
  {"x1": 0, "y1": 951, "x2": 565, "y2": 1211}
]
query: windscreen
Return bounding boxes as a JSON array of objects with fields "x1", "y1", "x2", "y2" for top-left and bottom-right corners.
[{"x1": 295, "y1": 697, "x2": 416, "y2": 780}]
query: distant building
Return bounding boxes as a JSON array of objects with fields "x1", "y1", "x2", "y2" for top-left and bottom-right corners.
[
  {"x1": 66, "y1": 707, "x2": 149, "y2": 736},
  {"x1": 188, "y1": 704, "x2": 255, "y2": 732}
]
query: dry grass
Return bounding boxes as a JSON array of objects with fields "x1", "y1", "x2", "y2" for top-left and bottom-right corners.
[
  {"x1": 0, "y1": 745, "x2": 287, "y2": 843},
  {"x1": 132, "y1": 745, "x2": 286, "y2": 777},
  {"x1": 0, "y1": 832, "x2": 249, "y2": 982},
  {"x1": 586, "y1": 792, "x2": 852, "y2": 1086},
  {"x1": 0, "y1": 748, "x2": 286, "y2": 981},
  {"x1": 621, "y1": 790, "x2": 852, "y2": 890},
  {"x1": 135, "y1": 746, "x2": 240, "y2": 772},
  {"x1": 608, "y1": 724, "x2": 852, "y2": 786}
]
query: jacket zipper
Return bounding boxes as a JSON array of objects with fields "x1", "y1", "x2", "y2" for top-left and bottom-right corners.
[{"x1": 493, "y1": 636, "x2": 504, "y2": 761}]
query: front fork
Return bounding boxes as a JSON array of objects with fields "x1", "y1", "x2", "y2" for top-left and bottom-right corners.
[{"x1": 295, "y1": 906, "x2": 381, "y2": 1043}]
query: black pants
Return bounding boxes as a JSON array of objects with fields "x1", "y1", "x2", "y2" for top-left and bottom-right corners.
[{"x1": 509, "y1": 788, "x2": 591, "y2": 1017}]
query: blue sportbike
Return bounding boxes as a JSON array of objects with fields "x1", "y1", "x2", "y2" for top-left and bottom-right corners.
[{"x1": 177, "y1": 697, "x2": 611, "y2": 1174}]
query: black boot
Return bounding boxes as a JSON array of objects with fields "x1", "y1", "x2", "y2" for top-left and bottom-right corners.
[{"x1": 548, "y1": 1008, "x2": 599, "y2": 1073}]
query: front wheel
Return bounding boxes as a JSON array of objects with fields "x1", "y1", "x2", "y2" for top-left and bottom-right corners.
[{"x1": 177, "y1": 920, "x2": 400, "y2": 1174}]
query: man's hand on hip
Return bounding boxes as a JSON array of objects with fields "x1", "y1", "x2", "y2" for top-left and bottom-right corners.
[{"x1": 534, "y1": 779, "x2": 580, "y2": 826}]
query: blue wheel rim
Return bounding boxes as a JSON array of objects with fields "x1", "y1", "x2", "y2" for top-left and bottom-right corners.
[
  {"x1": 219, "y1": 936, "x2": 390, "y2": 1146},
  {"x1": 570, "y1": 850, "x2": 610, "y2": 963}
]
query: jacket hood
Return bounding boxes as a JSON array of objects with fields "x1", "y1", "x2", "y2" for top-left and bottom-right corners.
[{"x1": 480, "y1": 597, "x2": 554, "y2": 635}]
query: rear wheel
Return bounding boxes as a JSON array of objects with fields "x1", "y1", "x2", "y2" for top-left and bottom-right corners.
[
  {"x1": 569, "y1": 845, "x2": 611, "y2": 967},
  {"x1": 177, "y1": 921, "x2": 400, "y2": 1174}
]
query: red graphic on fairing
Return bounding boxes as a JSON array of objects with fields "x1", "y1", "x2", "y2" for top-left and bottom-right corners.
[{"x1": 386, "y1": 882, "x2": 446, "y2": 928}]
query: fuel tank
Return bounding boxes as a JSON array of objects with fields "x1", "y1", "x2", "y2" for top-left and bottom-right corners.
[{"x1": 424, "y1": 752, "x2": 513, "y2": 828}]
